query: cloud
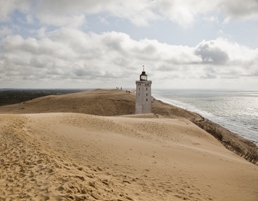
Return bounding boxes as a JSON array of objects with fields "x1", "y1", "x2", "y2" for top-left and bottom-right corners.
[
  {"x1": 218, "y1": 0, "x2": 258, "y2": 20},
  {"x1": 1, "y1": 0, "x2": 258, "y2": 27},
  {"x1": 0, "y1": 0, "x2": 159, "y2": 26},
  {"x1": 195, "y1": 41, "x2": 229, "y2": 65},
  {"x1": 203, "y1": 16, "x2": 219, "y2": 23},
  {"x1": 1, "y1": 1, "x2": 257, "y2": 89},
  {"x1": 1, "y1": 28, "x2": 258, "y2": 88},
  {"x1": 0, "y1": 26, "x2": 12, "y2": 37},
  {"x1": 0, "y1": 0, "x2": 30, "y2": 21},
  {"x1": 99, "y1": 17, "x2": 109, "y2": 25},
  {"x1": 195, "y1": 38, "x2": 258, "y2": 66},
  {"x1": 36, "y1": 14, "x2": 86, "y2": 28},
  {"x1": 194, "y1": 38, "x2": 258, "y2": 80},
  {"x1": 157, "y1": 0, "x2": 215, "y2": 26},
  {"x1": 158, "y1": 0, "x2": 258, "y2": 26}
]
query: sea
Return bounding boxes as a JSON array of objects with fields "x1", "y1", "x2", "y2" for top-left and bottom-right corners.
[{"x1": 152, "y1": 89, "x2": 258, "y2": 145}]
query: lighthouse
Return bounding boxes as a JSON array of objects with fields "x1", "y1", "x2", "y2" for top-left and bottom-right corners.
[{"x1": 135, "y1": 66, "x2": 152, "y2": 114}]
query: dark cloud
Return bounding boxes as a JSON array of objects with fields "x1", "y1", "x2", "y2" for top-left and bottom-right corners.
[
  {"x1": 219, "y1": 0, "x2": 258, "y2": 19},
  {"x1": 30, "y1": 57, "x2": 47, "y2": 68},
  {"x1": 102, "y1": 35, "x2": 128, "y2": 56},
  {"x1": 195, "y1": 43, "x2": 229, "y2": 65}
]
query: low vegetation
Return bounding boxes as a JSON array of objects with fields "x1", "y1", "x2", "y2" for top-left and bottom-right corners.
[{"x1": 0, "y1": 89, "x2": 83, "y2": 106}]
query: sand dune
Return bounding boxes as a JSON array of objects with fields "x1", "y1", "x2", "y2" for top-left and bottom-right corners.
[
  {"x1": 0, "y1": 113, "x2": 258, "y2": 201},
  {"x1": 0, "y1": 89, "x2": 258, "y2": 200},
  {"x1": 1, "y1": 89, "x2": 257, "y2": 164},
  {"x1": 0, "y1": 89, "x2": 135, "y2": 115}
]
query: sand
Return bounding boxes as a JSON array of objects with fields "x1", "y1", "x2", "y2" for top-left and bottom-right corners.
[
  {"x1": 1, "y1": 89, "x2": 257, "y2": 164},
  {"x1": 0, "y1": 89, "x2": 258, "y2": 201}
]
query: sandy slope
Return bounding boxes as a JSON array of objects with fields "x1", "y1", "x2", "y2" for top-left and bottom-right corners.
[
  {"x1": 1, "y1": 113, "x2": 257, "y2": 201},
  {"x1": 0, "y1": 89, "x2": 135, "y2": 115},
  {"x1": 1, "y1": 89, "x2": 257, "y2": 165}
]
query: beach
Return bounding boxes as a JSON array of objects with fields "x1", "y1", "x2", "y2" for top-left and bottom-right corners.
[{"x1": 0, "y1": 89, "x2": 258, "y2": 201}]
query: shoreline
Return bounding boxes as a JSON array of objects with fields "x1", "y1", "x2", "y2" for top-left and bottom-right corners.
[
  {"x1": 152, "y1": 91, "x2": 258, "y2": 146},
  {"x1": 151, "y1": 97, "x2": 258, "y2": 165}
]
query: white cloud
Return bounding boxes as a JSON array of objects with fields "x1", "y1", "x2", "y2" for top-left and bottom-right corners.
[
  {"x1": 157, "y1": 0, "x2": 216, "y2": 26},
  {"x1": 1, "y1": 28, "x2": 257, "y2": 88},
  {"x1": 157, "y1": 0, "x2": 258, "y2": 26},
  {"x1": 194, "y1": 38, "x2": 258, "y2": 78},
  {"x1": 36, "y1": 27, "x2": 47, "y2": 38},
  {"x1": 1, "y1": 1, "x2": 258, "y2": 89},
  {"x1": 1, "y1": 0, "x2": 258, "y2": 27},
  {"x1": 99, "y1": 17, "x2": 109, "y2": 25},
  {"x1": 36, "y1": 13, "x2": 86, "y2": 28},
  {"x1": 0, "y1": 26, "x2": 12, "y2": 37},
  {"x1": 26, "y1": 14, "x2": 34, "y2": 24},
  {"x1": 218, "y1": 30, "x2": 224, "y2": 34},
  {"x1": 30, "y1": 0, "x2": 160, "y2": 27},
  {"x1": 0, "y1": 0, "x2": 29, "y2": 21},
  {"x1": 203, "y1": 16, "x2": 219, "y2": 23}
]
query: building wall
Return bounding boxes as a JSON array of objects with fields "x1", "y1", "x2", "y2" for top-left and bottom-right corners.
[{"x1": 135, "y1": 80, "x2": 152, "y2": 114}]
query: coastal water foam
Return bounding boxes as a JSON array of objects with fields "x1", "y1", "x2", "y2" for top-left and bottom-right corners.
[{"x1": 153, "y1": 89, "x2": 258, "y2": 145}]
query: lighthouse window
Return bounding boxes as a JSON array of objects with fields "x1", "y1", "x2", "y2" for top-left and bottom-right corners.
[
  {"x1": 146, "y1": 98, "x2": 148, "y2": 101},
  {"x1": 146, "y1": 93, "x2": 148, "y2": 96},
  {"x1": 146, "y1": 88, "x2": 148, "y2": 90}
]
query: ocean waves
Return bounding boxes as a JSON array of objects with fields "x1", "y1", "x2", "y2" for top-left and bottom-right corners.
[{"x1": 153, "y1": 89, "x2": 258, "y2": 145}]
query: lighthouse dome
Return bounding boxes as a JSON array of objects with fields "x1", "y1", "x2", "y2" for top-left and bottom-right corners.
[{"x1": 140, "y1": 70, "x2": 147, "y2": 81}]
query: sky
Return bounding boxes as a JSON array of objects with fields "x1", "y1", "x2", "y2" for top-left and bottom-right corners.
[{"x1": 0, "y1": 0, "x2": 258, "y2": 90}]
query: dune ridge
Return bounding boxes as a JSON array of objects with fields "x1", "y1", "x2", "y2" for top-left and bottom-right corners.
[{"x1": 1, "y1": 89, "x2": 257, "y2": 164}]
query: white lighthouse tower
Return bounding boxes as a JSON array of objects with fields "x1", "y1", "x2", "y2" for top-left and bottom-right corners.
[{"x1": 135, "y1": 66, "x2": 152, "y2": 114}]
